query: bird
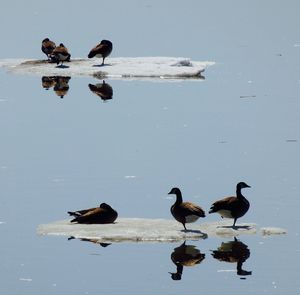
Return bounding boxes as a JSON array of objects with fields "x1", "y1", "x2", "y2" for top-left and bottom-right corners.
[
  {"x1": 168, "y1": 187, "x2": 205, "y2": 230},
  {"x1": 88, "y1": 40, "x2": 113, "y2": 65},
  {"x1": 211, "y1": 237, "x2": 252, "y2": 277},
  {"x1": 88, "y1": 80, "x2": 113, "y2": 101},
  {"x1": 41, "y1": 38, "x2": 56, "y2": 60},
  {"x1": 209, "y1": 182, "x2": 251, "y2": 227},
  {"x1": 50, "y1": 43, "x2": 71, "y2": 66},
  {"x1": 169, "y1": 241, "x2": 205, "y2": 280},
  {"x1": 68, "y1": 202, "x2": 118, "y2": 224}
]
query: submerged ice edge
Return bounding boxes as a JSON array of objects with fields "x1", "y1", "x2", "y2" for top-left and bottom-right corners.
[
  {"x1": 37, "y1": 218, "x2": 287, "y2": 243},
  {"x1": 0, "y1": 57, "x2": 215, "y2": 80}
]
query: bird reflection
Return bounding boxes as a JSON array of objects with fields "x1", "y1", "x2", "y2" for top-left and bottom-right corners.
[
  {"x1": 41, "y1": 76, "x2": 56, "y2": 89},
  {"x1": 211, "y1": 237, "x2": 252, "y2": 278},
  {"x1": 41, "y1": 76, "x2": 71, "y2": 98},
  {"x1": 88, "y1": 80, "x2": 113, "y2": 101},
  {"x1": 68, "y1": 236, "x2": 111, "y2": 248},
  {"x1": 169, "y1": 241, "x2": 205, "y2": 280}
]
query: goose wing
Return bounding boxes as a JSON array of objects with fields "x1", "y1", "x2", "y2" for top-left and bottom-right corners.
[
  {"x1": 209, "y1": 196, "x2": 237, "y2": 213},
  {"x1": 68, "y1": 207, "x2": 97, "y2": 217},
  {"x1": 70, "y1": 207, "x2": 103, "y2": 223},
  {"x1": 181, "y1": 202, "x2": 206, "y2": 217}
]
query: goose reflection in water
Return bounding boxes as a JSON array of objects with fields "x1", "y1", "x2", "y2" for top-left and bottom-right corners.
[
  {"x1": 88, "y1": 80, "x2": 113, "y2": 101},
  {"x1": 41, "y1": 76, "x2": 71, "y2": 98},
  {"x1": 41, "y1": 76, "x2": 56, "y2": 89},
  {"x1": 211, "y1": 237, "x2": 252, "y2": 278},
  {"x1": 169, "y1": 241, "x2": 205, "y2": 280},
  {"x1": 68, "y1": 236, "x2": 111, "y2": 248}
]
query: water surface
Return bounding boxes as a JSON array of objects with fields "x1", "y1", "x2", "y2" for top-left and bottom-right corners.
[{"x1": 1, "y1": 0, "x2": 300, "y2": 294}]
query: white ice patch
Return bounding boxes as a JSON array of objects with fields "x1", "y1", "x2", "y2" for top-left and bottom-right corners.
[
  {"x1": 37, "y1": 218, "x2": 285, "y2": 243},
  {"x1": 19, "y1": 278, "x2": 33, "y2": 282},
  {"x1": 261, "y1": 227, "x2": 287, "y2": 236},
  {"x1": 0, "y1": 57, "x2": 215, "y2": 81}
]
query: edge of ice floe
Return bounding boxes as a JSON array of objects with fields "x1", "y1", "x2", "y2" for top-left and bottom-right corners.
[
  {"x1": 0, "y1": 57, "x2": 215, "y2": 81},
  {"x1": 37, "y1": 218, "x2": 287, "y2": 243}
]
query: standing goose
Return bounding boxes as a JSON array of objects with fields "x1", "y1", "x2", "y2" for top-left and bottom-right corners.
[
  {"x1": 168, "y1": 187, "x2": 205, "y2": 230},
  {"x1": 50, "y1": 43, "x2": 71, "y2": 66},
  {"x1": 68, "y1": 202, "x2": 118, "y2": 224},
  {"x1": 88, "y1": 39, "x2": 113, "y2": 65},
  {"x1": 41, "y1": 38, "x2": 56, "y2": 60},
  {"x1": 209, "y1": 182, "x2": 251, "y2": 227}
]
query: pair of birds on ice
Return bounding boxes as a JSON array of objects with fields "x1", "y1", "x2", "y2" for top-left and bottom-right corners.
[
  {"x1": 41, "y1": 38, "x2": 113, "y2": 66},
  {"x1": 68, "y1": 182, "x2": 251, "y2": 230}
]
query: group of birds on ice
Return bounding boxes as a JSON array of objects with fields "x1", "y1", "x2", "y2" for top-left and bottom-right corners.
[
  {"x1": 68, "y1": 182, "x2": 251, "y2": 230},
  {"x1": 41, "y1": 39, "x2": 252, "y2": 231},
  {"x1": 41, "y1": 38, "x2": 112, "y2": 66}
]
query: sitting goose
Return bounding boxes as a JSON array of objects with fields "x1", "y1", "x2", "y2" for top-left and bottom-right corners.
[
  {"x1": 168, "y1": 187, "x2": 205, "y2": 230},
  {"x1": 68, "y1": 202, "x2": 118, "y2": 224}
]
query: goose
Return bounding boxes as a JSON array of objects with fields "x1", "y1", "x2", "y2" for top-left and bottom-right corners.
[
  {"x1": 41, "y1": 38, "x2": 56, "y2": 60},
  {"x1": 68, "y1": 202, "x2": 118, "y2": 224},
  {"x1": 168, "y1": 187, "x2": 205, "y2": 230},
  {"x1": 50, "y1": 43, "x2": 71, "y2": 66},
  {"x1": 209, "y1": 182, "x2": 251, "y2": 227},
  {"x1": 88, "y1": 39, "x2": 113, "y2": 65}
]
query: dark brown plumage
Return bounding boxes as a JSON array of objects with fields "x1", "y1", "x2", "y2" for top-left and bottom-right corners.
[
  {"x1": 168, "y1": 187, "x2": 205, "y2": 230},
  {"x1": 88, "y1": 40, "x2": 113, "y2": 65},
  {"x1": 41, "y1": 38, "x2": 56, "y2": 60},
  {"x1": 209, "y1": 182, "x2": 251, "y2": 227},
  {"x1": 50, "y1": 43, "x2": 71, "y2": 66},
  {"x1": 88, "y1": 80, "x2": 113, "y2": 101},
  {"x1": 169, "y1": 241, "x2": 205, "y2": 280},
  {"x1": 68, "y1": 202, "x2": 118, "y2": 224},
  {"x1": 211, "y1": 237, "x2": 252, "y2": 276}
]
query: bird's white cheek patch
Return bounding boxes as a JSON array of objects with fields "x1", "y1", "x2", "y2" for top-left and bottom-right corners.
[
  {"x1": 217, "y1": 210, "x2": 233, "y2": 218},
  {"x1": 185, "y1": 215, "x2": 200, "y2": 223}
]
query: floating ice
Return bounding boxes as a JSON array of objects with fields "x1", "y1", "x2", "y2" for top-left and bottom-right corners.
[
  {"x1": 0, "y1": 57, "x2": 214, "y2": 80},
  {"x1": 260, "y1": 227, "x2": 287, "y2": 236},
  {"x1": 19, "y1": 278, "x2": 33, "y2": 282},
  {"x1": 36, "y1": 218, "x2": 279, "y2": 243}
]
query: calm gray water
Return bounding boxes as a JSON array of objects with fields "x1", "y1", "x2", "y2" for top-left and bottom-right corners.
[{"x1": 1, "y1": 0, "x2": 300, "y2": 294}]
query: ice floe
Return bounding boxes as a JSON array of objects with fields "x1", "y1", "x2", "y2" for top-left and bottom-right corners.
[
  {"x1": 0, "y1": 57, "x2": 214, "y2": 81},
  {"x1": 37, "y1": 218, "x2": 286, "y2": 243},
  {"x1": 260, "y1": 227, "x2": 287, "y2": 236}
]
